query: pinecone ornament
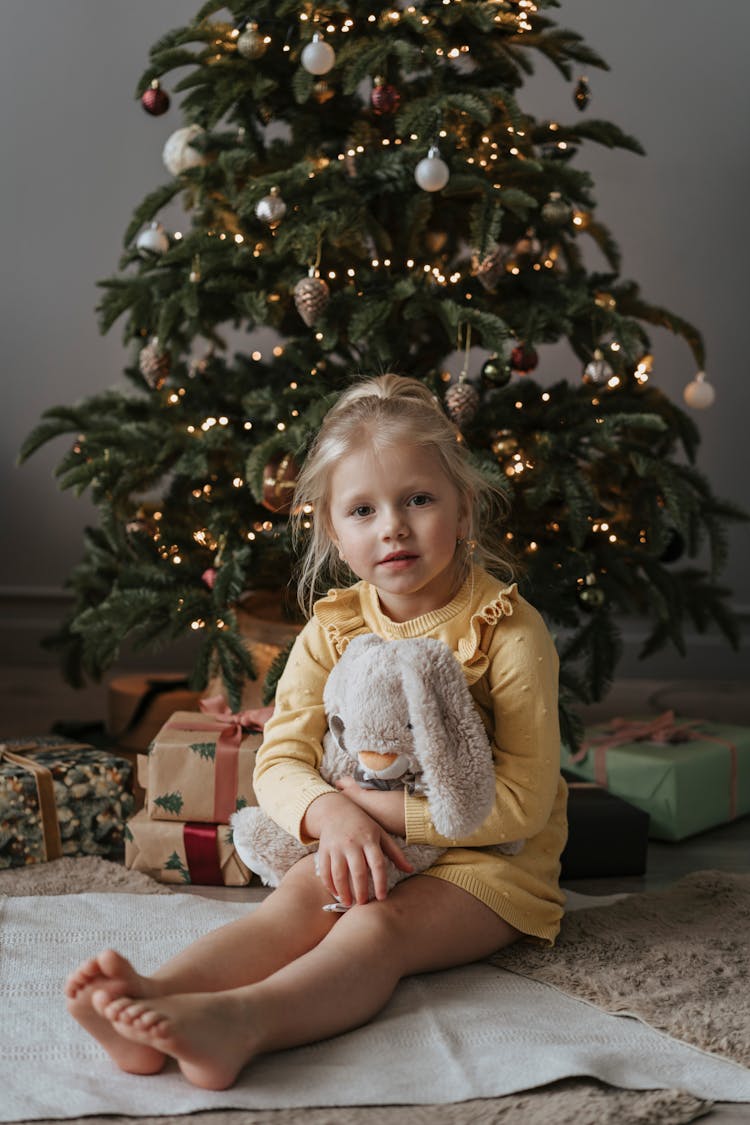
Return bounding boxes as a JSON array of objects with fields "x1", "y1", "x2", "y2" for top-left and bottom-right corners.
[
  {"x1": 472, "y1": 245, "x2": 504, "y2": 292},
  {"x1": 445, "y1": 379, "x2": 480, "y2": 428},
  {"x1": 139, "y1": 337, "x2": 170, "y2": 389},
  {"x1": 294, "y1": 272, "x2": 330, "y2": 326}
]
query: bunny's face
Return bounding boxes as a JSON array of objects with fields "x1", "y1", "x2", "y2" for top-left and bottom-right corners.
[{"x1": 326, "y1": 657, "x2": 424, "y2": 786}]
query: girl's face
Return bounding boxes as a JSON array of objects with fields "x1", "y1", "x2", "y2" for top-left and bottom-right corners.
[{"x1": 328, "y1": 439, "x2": 468, "y2": 622}]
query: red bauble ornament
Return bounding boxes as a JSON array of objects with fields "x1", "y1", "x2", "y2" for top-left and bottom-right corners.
[
  {"x1": 371, "y1": 77, "x2": 401, "y2": 115},
  {"x1": 510, "y1": 343, "x2": 538, "y2": 373},
  {"x1": 141, "y1": 80, "x2": 170, "y2": 117},
  {"x1": 262, "y1": 453, "x2": 300, "y2": 514}
]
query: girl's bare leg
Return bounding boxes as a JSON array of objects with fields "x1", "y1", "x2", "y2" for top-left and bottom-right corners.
[
  {"x1": 65, "y1": 856, "x2": 337, "y2": 1074},
  {"x1": 95, "y1": 875, "x2": 520, "y2": 1090}
]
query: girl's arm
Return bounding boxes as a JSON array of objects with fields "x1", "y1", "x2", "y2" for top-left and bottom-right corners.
[{"x1": 253, "y1": 618, "x2": 411, "y2": 904}]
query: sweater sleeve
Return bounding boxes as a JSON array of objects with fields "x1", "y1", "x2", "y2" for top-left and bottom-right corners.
[
  {"x1": 403, "y1": 599, "x2": 560, "y2": 848},
  {"x1": 252, "y1": 616, "x2": 339, "y2": 843}
]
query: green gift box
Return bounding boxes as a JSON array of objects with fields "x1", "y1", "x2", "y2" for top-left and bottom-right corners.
[{"x1": 561, "y1": 711, "x2": 749, "y2": 841}]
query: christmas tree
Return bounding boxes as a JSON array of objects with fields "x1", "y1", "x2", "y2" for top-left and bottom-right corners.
[{"x1": 20, "y1": 0, "x2": 746, "y2": 747}]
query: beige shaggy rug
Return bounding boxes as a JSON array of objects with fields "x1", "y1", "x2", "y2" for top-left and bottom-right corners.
[{"x1": 1, "y1": 858, "x2": 748, "y2": 1125}]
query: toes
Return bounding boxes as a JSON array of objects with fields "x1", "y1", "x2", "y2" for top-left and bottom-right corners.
[
  {"x1": 64, "y1": 957, "x2": 101, "y2": 998},
  {"x1": 98, "y1": 949, "x2": 133, "y2": 980}
]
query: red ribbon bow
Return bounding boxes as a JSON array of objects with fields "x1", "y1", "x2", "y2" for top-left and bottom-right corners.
[
  {"x1": 167, "y1": 697, "x2": 274, "y2": 823},
  {"x1": 571, "y1": 710, "x2": 738, "y2": 819}
]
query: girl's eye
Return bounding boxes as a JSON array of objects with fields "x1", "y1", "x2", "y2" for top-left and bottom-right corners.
[
  {"x1": 409, "y1": 494, "x2": 432, "y2": 507},
  {"x1": 352, "y1": 504, "x2": 372, "y2": 518}
]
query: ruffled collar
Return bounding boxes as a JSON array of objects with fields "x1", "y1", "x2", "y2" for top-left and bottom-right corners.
[{"x1": 314, "y1": 567, "x2": 518, "y2": 684}]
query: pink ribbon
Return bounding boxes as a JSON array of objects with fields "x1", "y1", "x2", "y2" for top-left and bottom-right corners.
[
  {"x1": 570, "y1": 710, "x2": 738, "y2": 819},
  {"x1": 167, "y1": 697, "x2": 273, "y2": 823}
]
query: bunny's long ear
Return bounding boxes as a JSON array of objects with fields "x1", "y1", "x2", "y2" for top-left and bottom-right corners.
[
  {"x1": 398, "y1": 638, "x2": 495, "y2": 838},
  {"x1": 323, "y1": 632, "x2": 385, "y2": 717}
]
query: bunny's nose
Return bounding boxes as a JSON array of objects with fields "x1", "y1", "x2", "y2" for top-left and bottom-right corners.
[{"x1": 358, "y1": 750, "x2": 398, "y2": 772}]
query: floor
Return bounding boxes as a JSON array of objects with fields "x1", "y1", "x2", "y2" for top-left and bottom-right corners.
[{"x1": 2, "y1": 665, "x2": 749, "y2": 1122}]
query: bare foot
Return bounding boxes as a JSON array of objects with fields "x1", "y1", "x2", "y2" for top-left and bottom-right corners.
[
  {"x1": 65, "y1": 949, "x2": 166, "y2": 1075},
  {"x1": 94, "y1": 991, "x2": 257, "y2": 1090}
]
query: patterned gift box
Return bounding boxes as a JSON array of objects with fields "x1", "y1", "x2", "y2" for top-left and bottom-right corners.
[
  {"x1": 124, "y1": 807, "x2": 251, "y2": 885},
  {"x1": 561, "y1": 711, "x2": 750, "y2": 841},
  {"x1": 0, "y1": 736, "x2": 134, "y2": 869},
  {"x1": 140, "y1": 700, "x2": 271, "y2": 824}
]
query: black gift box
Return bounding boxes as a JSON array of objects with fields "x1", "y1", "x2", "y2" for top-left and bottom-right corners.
[{"x1": 560, "y1": 771, "x2": 650, "y2": 879}]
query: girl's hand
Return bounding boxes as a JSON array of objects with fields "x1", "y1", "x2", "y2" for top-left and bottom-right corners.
[
  {"x1": 334, "y1": 776, "x2": 406, "y2": 837},
  {"x1": 302, "y1": 793, "x2": 412, "y2": 906}
]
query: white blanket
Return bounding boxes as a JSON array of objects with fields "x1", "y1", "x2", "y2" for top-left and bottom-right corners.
[{"x1": 1, "y1": 892, "x2": 749, "y2": 1121}]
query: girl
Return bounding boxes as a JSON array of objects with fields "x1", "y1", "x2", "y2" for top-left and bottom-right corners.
[{"x1": 65, "y1": 374, "x2": 567, "y2": 1091}]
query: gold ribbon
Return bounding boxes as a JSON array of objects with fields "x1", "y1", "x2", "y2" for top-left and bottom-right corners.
[{"x1": 0, "y1": 741, "x2": 88, "y2": 862}]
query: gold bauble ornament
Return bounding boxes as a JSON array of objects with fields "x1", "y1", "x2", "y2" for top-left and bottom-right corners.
[
  {"x1": 261, "y1": 452, "x2": 300, "y2": 514},
  {"x1": 237, "y1": 23, "x2": 266, "y2": 59}
]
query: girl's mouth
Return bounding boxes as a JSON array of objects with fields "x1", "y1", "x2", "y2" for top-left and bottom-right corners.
[{"x1": 380, "y1": 552, "x2": 418, "y2": 569}]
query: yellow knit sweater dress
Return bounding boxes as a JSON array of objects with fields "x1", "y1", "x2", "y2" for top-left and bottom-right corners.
[{"x1": 253, "y1": 565, "x2": 568, "y2": 944}]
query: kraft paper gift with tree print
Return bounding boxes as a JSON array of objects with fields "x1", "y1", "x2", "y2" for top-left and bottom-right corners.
[
  {"x1": 124, "y1": 807, "x2": 251, "y2": 886},
  {"x1": 139, "y1": 702, "x2": 271, "y2": 824}
]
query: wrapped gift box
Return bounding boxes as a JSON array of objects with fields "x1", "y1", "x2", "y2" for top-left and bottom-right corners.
[
  {"x1": 107, "y1": 674, "x2": 203, "y2": 753},
  {"x1": 124, "y1": 808, "x2": 251, "y2": 886},
  {"x1": 140, "y1": 706, "x2": 268, "y2": 823},
  {"x1": 561, "y1": 712, "x2": 750, "y2": 841},
  {"x1": 560, "y1": 775, "x2": 649, "y2": 879},
  {"x1": 0, "y1": 736, "x2": 134, "y2": 869}
]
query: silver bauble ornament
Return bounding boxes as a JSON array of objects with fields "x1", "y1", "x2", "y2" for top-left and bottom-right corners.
[
  {"x1": 162, "y1": 124, "x2": 206, "y2": 176},
  {"x1": 255, "y1": 186, "x2": 287, "y2": 229},
  {"x1": 301, "y1": 34, "x2": 336, "y2": 76},
  {"x1": 683, "y1": 370, "x2": 716, "y2": 410},
  {"x1": 136, "y1": 221, "x2": 169, "y2": 257},
  {"x1": 294, "y1": 271, "x2": 330, "y2": 326},
  {"x1": 444, "y1": 379, "x2": 479, "y2": 428},
  {"x1": 237, "y1": 23, "x2": 267, "y2": 59},
  {"x1": 583, "y1": 348, "x2": 614, "y2": 385},
  {"x1": 139, "y1": 337, "x2": 170, "y2": 389},
  {"x1": 415, "y1": 146, "x2": 450, "y2": 192}
]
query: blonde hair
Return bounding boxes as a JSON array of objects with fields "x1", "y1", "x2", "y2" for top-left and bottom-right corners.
[{"x1": 291, "y1": 374, "x2": 516, "y2": 617}]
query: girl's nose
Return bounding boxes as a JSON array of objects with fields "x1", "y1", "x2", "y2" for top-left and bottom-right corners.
[{"x1": 380, "y1": 507, "x2": 408, "y2": 539}]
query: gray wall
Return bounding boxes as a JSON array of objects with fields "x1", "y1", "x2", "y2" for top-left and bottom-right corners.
[{"x1": 2, "y1": 1, "x2": 748, "y2": 676}]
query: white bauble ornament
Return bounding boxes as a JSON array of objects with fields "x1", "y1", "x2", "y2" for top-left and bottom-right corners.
[
  {"x1": 162, "y1": 124, "x2": 206, "y2": 176},
  {"x1": 301, "y1": 34, "x2": 335, "y2": 76},
  {"x1": 415, "y1": 146, "x2": 450, "y2": 192},
  {"x1": 136, "y1": 221, "x2": 169, "y2": 257},
  {"x1": 683, "y1": 370, "x2": 716, "y2": 410}
]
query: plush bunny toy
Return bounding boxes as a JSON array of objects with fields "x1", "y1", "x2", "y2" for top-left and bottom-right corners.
[{"x1": 231, "y1": 633, "x2": 522, "y2": 903}]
